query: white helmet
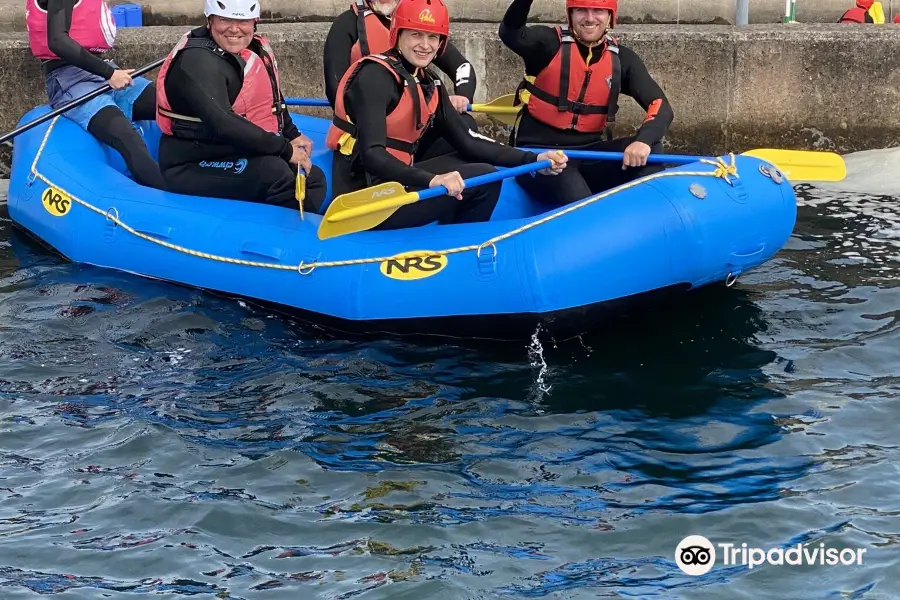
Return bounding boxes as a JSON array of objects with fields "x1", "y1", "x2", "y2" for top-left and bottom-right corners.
[{"x1": 204, "y1": 0, "x2": 260, "y2": 19}]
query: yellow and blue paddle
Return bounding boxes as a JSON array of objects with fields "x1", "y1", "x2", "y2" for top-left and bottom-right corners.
[
  {"x1": 524, "y1": 147, "x2": 846, "y2": 182},
  {"x1": 284, "y1": 94, "x2": 520, "y2": 125},
  {"x1": 317, "y1": 157, "x2": 556, "y2": 240}
]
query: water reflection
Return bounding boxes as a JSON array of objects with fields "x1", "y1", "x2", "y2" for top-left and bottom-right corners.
[{"x1": 0, "y1": 189, "x2": 837, "y2": 599}]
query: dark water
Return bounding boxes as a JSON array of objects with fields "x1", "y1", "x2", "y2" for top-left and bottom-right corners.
[{"x1": 1, "y1": 180, "x2": 898, "y2": 599}]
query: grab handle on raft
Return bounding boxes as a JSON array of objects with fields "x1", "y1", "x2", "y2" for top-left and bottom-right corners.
[
  {"x1": 0, "y1": 57, "x2": 166, "y2": 146},
  {"x1": 316, "y1": 159, "x2": 554, "y2": 240}
]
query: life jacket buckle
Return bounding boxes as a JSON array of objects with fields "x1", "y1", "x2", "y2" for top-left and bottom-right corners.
[{"x1": 569, "y1": 100, "x2": 588, "y2": 115}]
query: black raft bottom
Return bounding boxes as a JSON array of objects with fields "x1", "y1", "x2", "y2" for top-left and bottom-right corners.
[
  {"x1": 9, "y1": 222, "x2": 749, "y2": 346},
  {"x1": 236, "y1": 282, "x2": 703, "y2": 344}
]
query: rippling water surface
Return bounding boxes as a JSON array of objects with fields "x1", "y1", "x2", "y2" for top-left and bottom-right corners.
[{"x1": 1, "y1": 170, "x2": 899, "y2": 599}]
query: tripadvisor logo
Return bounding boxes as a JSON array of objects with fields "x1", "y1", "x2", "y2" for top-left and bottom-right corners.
[{"x1": 675, "y1": 535, "x2": 868, "y2": 575}]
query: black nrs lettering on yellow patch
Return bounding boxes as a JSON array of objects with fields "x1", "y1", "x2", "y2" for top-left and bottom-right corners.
[
  {"x1": 380, "y1": 250, "x2": 448, "y2": 281},
  {"x1": 41, "y1": 186, "x2": 72, "y2": 217}
]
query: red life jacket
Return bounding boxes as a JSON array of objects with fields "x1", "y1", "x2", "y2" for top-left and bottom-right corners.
[
  {"x1": 26, "y1": 0, "x2": 116, "y2": 60},
  {"x1": 326, "y1": 52, "x2": 441, "y2": 166},
  {"x1": 349, "y1": 0, "x2": 391, "y2": 63},
  {"x1": 520, "y1": 26, "x2": 621, "y2": 134},
  {"x1": 156, "y1": 28, "x2": 284, "y2": 140}
]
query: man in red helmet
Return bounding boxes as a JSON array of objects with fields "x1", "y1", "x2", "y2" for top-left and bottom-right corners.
[
  {"x1": 324, "y1": 0, "x2": 480, "y2": 160},
  {"x1": 839, "y1": 0, "x2": 886, "y2": 22},
  {"x1": 326, "y1": 0, "x2": 568, "y2": 230},
  {"x1": 499, "y1": 0, "x2": 674, "y2": 207}
]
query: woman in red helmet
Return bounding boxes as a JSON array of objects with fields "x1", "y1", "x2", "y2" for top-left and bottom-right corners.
[
  {"x1": 323, "y1": 0, "x2": 481, "y2": 161},
  {"x1": 499, "y1": 0, "x2": 674, "y2": 207},
  {"x1": 326, "y1": 0, "x2": 567, "y2": 230}
]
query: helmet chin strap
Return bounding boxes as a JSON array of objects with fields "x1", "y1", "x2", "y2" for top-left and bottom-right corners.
[{"x1": 570, "y1": 25, "x2": 607, "y2": 47}]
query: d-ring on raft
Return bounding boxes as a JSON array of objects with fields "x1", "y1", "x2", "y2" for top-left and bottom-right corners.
[{"x1": 7, "y1": 107, "x2": 800, "y2": 340}]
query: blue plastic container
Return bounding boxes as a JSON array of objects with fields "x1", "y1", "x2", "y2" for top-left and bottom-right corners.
[
  {"x1": 109, "y1": 5, "x2": 127, "y2": 27},
  {"x1": 110, "y1": 3, "x2": 142, "y2": 28},
  {"x1": 124, "y1": 4, "x2": 142, "y2": 27}
]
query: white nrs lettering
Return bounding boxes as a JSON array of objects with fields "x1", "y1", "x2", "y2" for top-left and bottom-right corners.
[
  {"x1": 371, "y1": 187, "x2": 399, "y2": 198},
  {"x1": 455, "y1": 63, "x2": 472, "y2": 86},
  {"x1": 467, "y1": 129, "x2": 502, "y2": 144}
]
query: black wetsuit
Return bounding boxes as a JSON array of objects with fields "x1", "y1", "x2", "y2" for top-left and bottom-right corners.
[
  {"x1": 157, "y1": 28, "x2": 326, "y2": 212},
  {"x1": 499, "y1": 0, "x2": 675, "y2": 205},
  {"x1": 324, "y1": 7, "x2": 479, "y2": 161},
  {"x1": 332, "y1": 50, "x2": 540, "y2": 230},
  {"x1": 43, "y1": 0, "x2": 164, "y2": 190}
]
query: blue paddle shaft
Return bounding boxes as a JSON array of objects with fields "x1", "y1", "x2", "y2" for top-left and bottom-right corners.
[
  {"x1": 285, "y1": 98, "x2": 330, "y2": 107},
  {"x1": 417, "y1": 159, "x2": 553, "y2": 201},
  {"x1": 280, "y1": 99, "x2": 715, "y2": 166},
  {"x1": 285, "y1": 97, "x2": 479, "y2": 110},
  {"x1": 523, "y1": 148, "x2": 713, "y2": 165},
  {"x1": 281, "y1": 100, "x2": 712, "y2": 165}
]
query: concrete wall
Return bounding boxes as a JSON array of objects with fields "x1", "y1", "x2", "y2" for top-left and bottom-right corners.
[
  {"x1": 0, "y1": 0, "x2": 893, "y2": 31},
  {"x1": 2, "y1": 23, "x2": 900, "y2": 173}
]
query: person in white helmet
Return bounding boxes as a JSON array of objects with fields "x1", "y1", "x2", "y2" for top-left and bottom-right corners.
[
  {"x1": 155, "y1": 0, "x2": 326, "y2": 212},
  {"x1": 26, "y1": 0, "x2": 165, "y2": 189}
]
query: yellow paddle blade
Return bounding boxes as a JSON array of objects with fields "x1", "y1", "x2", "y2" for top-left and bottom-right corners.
[
  {"x1": 477, "y1": 93, "x2": 516, "y2": 108},
  {"x1": 471, "y1": 105, "x2": 520, "y2": 115},
  {"x1": 470, "y1": 93, "x2": 519, "y2": 126},
  {"x1": 317, "y1": 181, "x2": 418, "y2": 240},
  {"x1": 742, "y1": 148, "x2": 847, "y2": 182}
]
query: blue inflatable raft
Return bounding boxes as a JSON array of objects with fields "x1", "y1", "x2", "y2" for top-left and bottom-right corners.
[{"x1": 7, "y1": 107, "x2": 797, "y2": 339}]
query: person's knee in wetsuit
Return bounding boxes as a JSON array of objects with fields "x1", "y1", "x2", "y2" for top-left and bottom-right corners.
[
  {"x1": 155, "y1": 0, "x2": 326, "y2": 213},
  {"x1": 325, "y1": 0, "x2": 568, "y2": 231},
  {"x1": 499, "y1": 0, "x2": 675, "y2": 205},
  {"x1": 31, "y1": 0, "x2": 165, "y2": 189},
  {"x1": 323, "y1": 0, "x2": 484, "y2": 163}
]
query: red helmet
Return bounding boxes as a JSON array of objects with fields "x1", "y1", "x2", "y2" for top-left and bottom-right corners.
[
  {"x1": 389, "y1": 0, "x2": 450, "y2": 56},
  {"x1": 566, "y1": 0, "x2": 617, "y2": 26}
]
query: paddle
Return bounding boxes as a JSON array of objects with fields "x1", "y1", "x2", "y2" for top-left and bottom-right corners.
[
  {"x1": 468, "y1": 93, "x2": 517, "y2": 126},
  {"x1": 296, "y1": 165, "x2": 306, "y2": 219},
  {"x1": 284, "y1": 94, "x2": 520, "y2": 124},
  {"x1": 742, "y1": 148, "x2": 846, "y2": 182},
  {"x1": 317, "y1": 157, "x2": 556, "y2": 240},
  {"x1": 0, "y1": 57, "x2": 166, "y2": 146},
  {"x1": 523, "y1": 147, "x2": 846, "y2": 182}
]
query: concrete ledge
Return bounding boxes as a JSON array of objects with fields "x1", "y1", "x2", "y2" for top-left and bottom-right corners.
[
  {"x1": 2, "y1": 23, "x2": 900, "y2": 173},
  {"x1": 0, "y1": 0, "x2": 888, "y2": 31}
]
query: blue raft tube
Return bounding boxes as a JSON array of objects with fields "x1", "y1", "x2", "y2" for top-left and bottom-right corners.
[{"x1": 7, "y1": 108, "x2": 796, "y2": 340}]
